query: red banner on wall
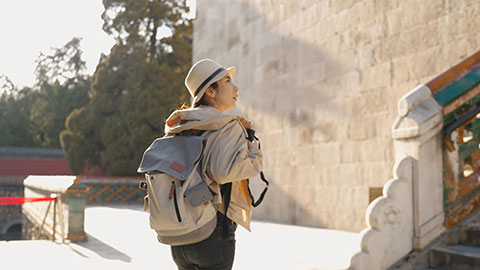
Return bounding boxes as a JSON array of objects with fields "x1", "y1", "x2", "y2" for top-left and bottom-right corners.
[{"x1": 0, "y1": 197, "x2": 56, "y2": 205}]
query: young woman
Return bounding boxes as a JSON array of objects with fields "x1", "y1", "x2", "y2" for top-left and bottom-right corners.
[{"x1": 164, "y1": 59, "x2": 263, "y2": 270}]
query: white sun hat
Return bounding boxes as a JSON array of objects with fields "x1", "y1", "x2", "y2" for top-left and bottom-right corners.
[{"x1": 185, "y1": 59, "x2": 236, "y2": 105}]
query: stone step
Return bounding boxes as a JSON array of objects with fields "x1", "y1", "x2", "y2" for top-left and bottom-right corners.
[
  {"x1": 461, "y1": 222, "x2": 480, "y2": 247},
  {"x1": 429, "y1": 245, "x2": 480, "y2": 270}
]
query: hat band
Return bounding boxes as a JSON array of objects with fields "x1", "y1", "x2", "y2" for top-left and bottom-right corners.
[{"x1": 194, "y1": 67, "x2": 225, "y2": 97}]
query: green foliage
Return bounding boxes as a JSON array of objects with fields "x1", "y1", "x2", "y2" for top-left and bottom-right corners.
[
  {"x1": 0, "y1": 75, "x2": 15, "y2": 95},
  {"x1": 30, "y1": 38, "x2": 90, "y2": 148},
  {"x1": 34, "y1": 38, "x2": 87, "y2": 86},
  {"x1": 61, "y1": 107, "x2": 100, "y2": 174},
  {"x1": 61, "y1": 0, "x2": 192, "y2": 175},
  {"x1": 0, "y1": 38, "x2": 89, "y2": 149},
  {"x1": 0, "y1": 87, "x2": 37, "y2": 147},
  {"x1": 29, "y1": 79, "x2": 89, "y2": 148}
]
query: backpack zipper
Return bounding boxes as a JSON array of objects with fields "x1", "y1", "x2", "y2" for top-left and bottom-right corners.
[{"x1": 171, "y1": 181, "x2": 182, "y2": 223}]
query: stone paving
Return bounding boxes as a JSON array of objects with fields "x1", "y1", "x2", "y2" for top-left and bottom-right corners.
[{"x1": 0, "y1": 205, "x2": 360, "y2": 270}]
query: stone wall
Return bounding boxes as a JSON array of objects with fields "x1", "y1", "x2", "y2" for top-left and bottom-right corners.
[
  {"x1": 0, "y1": 177, "x2": 24, "y2": 240},
  {"x1": 193, "y1": 0, "x2": 480, "y2": 231}
]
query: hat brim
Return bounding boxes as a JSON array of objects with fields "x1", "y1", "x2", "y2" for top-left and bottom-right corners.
[{"x1": 192, "y1": 66, "x2": 236, "y2": 105}]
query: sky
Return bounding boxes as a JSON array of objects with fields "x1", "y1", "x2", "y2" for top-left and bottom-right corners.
[{"x1": 0, "y1": 0, "x2": 195, "y2": 89}]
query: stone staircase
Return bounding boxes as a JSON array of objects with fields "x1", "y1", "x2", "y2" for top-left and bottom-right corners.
[
  {"x1": 390, "y1": 210, "x2": 480, "y2": 270},
  {"x1": 428, "y1": 223, "x2": 480, "y2": 269}
]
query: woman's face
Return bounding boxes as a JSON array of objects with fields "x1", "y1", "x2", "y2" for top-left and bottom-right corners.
[{"x1": 210, "y1": 73, "x2": 238, "y2": 112}]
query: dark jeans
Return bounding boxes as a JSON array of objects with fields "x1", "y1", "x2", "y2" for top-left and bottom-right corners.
[{"x1": 171, "y1": 212, "x2": 237, "y2": 270}]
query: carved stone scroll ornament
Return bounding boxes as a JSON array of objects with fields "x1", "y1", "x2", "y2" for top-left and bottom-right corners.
[{"x1": 349, "y1": 156, "x2": 413, "y2": 270}]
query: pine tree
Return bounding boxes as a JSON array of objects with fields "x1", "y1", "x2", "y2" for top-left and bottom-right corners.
[
  {"x1": 31, "y1": 37, "x2": 90, "y2": 148},
  {"x1": 61, "y1": 0, "x2": 192, "y2": 175},
  {"x1": 0, "y1": 38, "x2": 89, "y2": 149}
]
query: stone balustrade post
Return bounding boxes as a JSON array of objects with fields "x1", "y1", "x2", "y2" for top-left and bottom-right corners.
[
  {"x1": 392, "y1": 84, "x2": 444, "y2": 250},
  {"x1": 22, "y1": 175, "x2": 89, "y2": 242},
  {"x1": 349, "y1": 84, "x2": 444, "y2": 269}
]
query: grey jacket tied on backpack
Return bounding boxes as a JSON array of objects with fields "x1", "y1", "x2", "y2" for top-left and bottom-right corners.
[{"x1": 139, "y1": 106, "x2": 263, "y2": 246}]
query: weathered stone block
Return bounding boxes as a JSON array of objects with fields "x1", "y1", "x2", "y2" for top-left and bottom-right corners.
[
  {"x1": 303, "y1": 121, "x2": 343, "y2": 143},
  {"x1": 360, "y1": 61, "x2": 392, "y2": 91},
  {"x1": 375, "y1": 112, "x2": 396, "y2": 138},
  {"x1": 324, "y1": 50, "x2": 357, "y2": 79},
  {"x1": 317, "y1": 163, "x2": 360, "y2": 187},
  {"x1": 344, "y1": 90, "x2": 391, "y2": 118},
  {"x1": 314, "y1": 98, "x2": 345, "y2": 122},
  {"x1": 348, "y1": 117, "x2": 376, "y2": 141},
  {"x1": 373, "y1": 0, "x2": 400, "y2": 14},
  {"x1": 363, "y1": 139, "x2": 394, "y2": 162},
  {"x1": 313, "y1": 142, "x2": 341, "y2": 164},
  {"x1": 329, "y1": 0, "x2": 357, "y2": 15},
  {"x1": 359, "y1": 161, "x2": 395, "y2": 187},
  {"x1": 392, "y1": 47, "x2": 441, "y2": 85}
]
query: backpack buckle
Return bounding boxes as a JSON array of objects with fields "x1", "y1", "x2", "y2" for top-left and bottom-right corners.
[{"x1": 139, "y1": 181, "x2": 148, "y2": 189}]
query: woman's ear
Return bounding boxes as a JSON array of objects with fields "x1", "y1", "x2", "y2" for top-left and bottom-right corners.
[{"x1": 205, "y1": 87, "x2": 216, "y2": 98}]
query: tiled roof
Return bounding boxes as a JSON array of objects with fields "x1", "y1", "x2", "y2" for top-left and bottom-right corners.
[{"x1": 0, "y1": 147, "x2": 65, "y2": 160}]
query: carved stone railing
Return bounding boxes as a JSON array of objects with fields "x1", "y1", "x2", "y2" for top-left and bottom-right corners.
[
  {"x1": 349, "y1": 156, "x2": 413, "y2": 269},
  {"x1": 430, "y1": 52, "x2": 480, "y2": 228},
  {"x1": 392, "y1": 85, "x2": 445, "y2": 250},
  {"x1": 22, "y1": 175, "x2": 89, "y2": 242},
  {"x1": 349, "y1": 83, "x2": 443, "y2": 269},
  {"x1": 349, "y1": 50, "x2": 480, "y2": 269}
]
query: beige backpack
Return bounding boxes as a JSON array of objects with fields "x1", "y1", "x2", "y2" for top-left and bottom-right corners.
[{"x1": 137, "y1": 135, "x2": 217, "y2": 246}]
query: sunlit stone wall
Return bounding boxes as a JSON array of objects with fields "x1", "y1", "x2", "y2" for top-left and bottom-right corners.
[{"x1": 192, "y1": 0, "x2": 480, "y2": 231}]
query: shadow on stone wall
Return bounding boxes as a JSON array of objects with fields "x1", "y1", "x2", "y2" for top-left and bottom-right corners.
[{"x1": 194, "y1": 0, "x2": 353, "y2": 229}]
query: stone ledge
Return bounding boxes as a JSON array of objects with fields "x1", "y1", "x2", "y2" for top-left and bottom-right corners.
[
  {"x1": 24, "y1": 175, "x2": 86, "y2": 193},
  {"x1": 22, "y1": 175, "x2": 88, "y2": 242}
]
